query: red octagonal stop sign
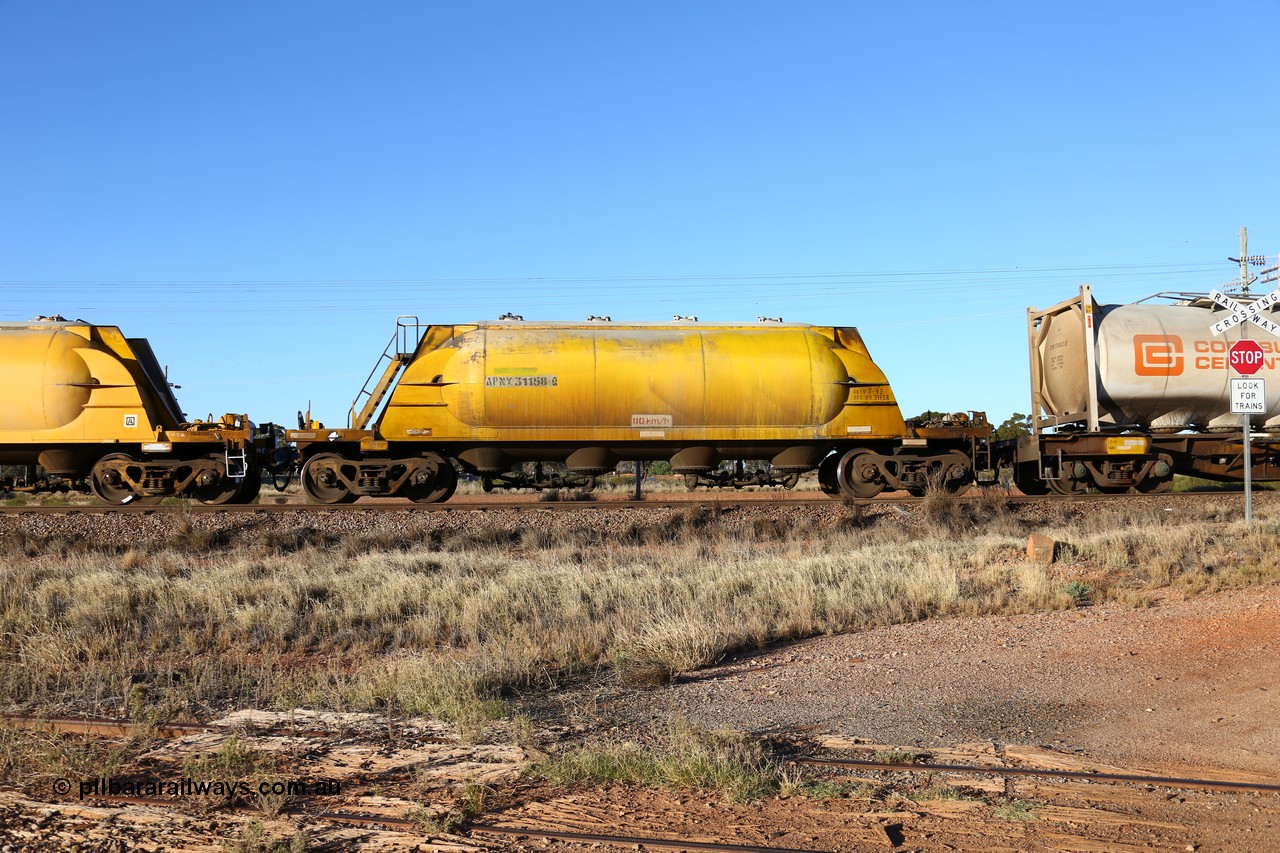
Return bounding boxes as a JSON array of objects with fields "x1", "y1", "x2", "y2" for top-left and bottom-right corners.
[{"x1": 1230, "y1": 338, "x2": 1267, "y2": 375}]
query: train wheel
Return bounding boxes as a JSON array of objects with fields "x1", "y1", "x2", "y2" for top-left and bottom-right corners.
[
  {"x1": 405, "y1": 453, "x2": 458, "y2": 503},
  {"x1": 933, "y1": 451, "x2": 973, "y2": 494},
  {"x1": 89, "y1": 453, "x2": 139, "y2": 505},
  {"x1": 194, "y1": 454, "x2": 241, "y2": 505},
  {"x1": 233, "y1": 469, "x2": 263, "y2": 503},
  {"x1": 1012, "y1": 463, "x2": 1050, "y2": 496},
  {"x1": 1134, "y1": 475, "x2": 1172, "y2": 494},
  {"x1": 1047, "y1": 477, "x2": 1088, "y2": 496},
  {"x1": 302, "y1": 453, "x2": 357, "y2": 504},
  {"x1": 817, "y1": 453, "x2": 841, "y2": 496},
  {"x1": 837, "y1": 449, "x2": 885, "y2": 499}
]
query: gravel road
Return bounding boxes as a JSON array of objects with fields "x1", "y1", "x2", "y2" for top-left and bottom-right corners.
[{"x1": 588, "y1": 586, "x2": 1280, "y2": 780}]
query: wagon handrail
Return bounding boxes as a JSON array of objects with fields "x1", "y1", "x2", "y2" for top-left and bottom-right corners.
[{"x1": 347, "y1": 316, "x2": 422, "y2": 428}]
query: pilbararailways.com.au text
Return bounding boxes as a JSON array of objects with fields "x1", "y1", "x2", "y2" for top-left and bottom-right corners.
[{"x1": 57, "y1": 776, "x2": 341, "y2": 800}]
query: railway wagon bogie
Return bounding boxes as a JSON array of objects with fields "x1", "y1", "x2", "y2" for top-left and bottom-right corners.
[
  {"x1": 294, "y1": 442, "x2": 457, "y2": 504},
  {"x1": 289, "y1": 317, "x2": 993, "y2": 503},
  {"x1": 818, "y1": 442, "x2": 983, "y2": 498}
]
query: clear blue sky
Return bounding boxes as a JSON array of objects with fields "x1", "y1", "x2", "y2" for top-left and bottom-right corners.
[{"x1": 3, "y1": 2, "x2": 1279, "y2": 428}]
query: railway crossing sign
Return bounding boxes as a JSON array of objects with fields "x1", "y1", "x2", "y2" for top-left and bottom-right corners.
[
  {"x1": 1229, "y1": 339, "x2": 1267, "y2": 376},
  {"x1": 1208, "y1": 288, "x2": 1280, "y2": 336},
  {"x1": 1214, "y1": 231, "x2": 1274, "y2": 525}
]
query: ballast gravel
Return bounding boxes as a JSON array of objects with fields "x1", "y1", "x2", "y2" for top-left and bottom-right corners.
[{"x1": 0, "y1": 501, "x2": 887, "y2": 549}]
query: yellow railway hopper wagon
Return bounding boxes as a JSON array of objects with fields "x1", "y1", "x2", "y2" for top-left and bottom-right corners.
[
  {"x1": 289, "y1": 317, "x2": 991, "y2": 503},
  {"x1": 0, "y1": 317, "x2": 265, "y2": 504}
]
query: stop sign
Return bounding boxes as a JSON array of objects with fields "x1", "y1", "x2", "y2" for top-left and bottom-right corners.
[{"x1": 1229, "y1": 339, "x2": 1267, "y2": 376}]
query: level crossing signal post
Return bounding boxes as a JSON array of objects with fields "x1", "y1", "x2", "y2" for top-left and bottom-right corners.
[
  {"x1": 1228, "y1": 343, "x2": 1265, "y2": 523},
  {"x1": 1211, "y1": 230, "x2": 1276, "y2": 522},
  {"x1": 1213, "y1": 300, "x2": 1269, "y2": 523}
]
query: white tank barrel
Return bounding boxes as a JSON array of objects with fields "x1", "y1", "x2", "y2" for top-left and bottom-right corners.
[{"x1": 1035, "y1": 291, "x2": 1280, "y2": 431}]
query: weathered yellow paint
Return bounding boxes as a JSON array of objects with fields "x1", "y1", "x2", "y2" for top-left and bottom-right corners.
[
  {"x1": 1105, "y1": 436, "x2": 1149, "y2": 455},
  {"x1": 0, "y1": 329, "x2": 93, "y2": 431},
  {"x1": 378, "y1": 321, "x2": 907, "y2": 442},
  {"x1": 0, "y1": 321, "x2": 192, "y2": 460}
]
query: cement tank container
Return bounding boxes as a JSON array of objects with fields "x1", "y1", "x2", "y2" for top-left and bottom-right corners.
[
  {"x1": 450, "y1": 325, "x2": 849, "y2": 429},
  {"x1": 1032, "y1": 286, "x2": 1280, "y2": 431},
  {"x1": 377, "y1": 320, "x2": 906, "y2": 445},
  {"x1": 0, "y1": 328, "x2": 95, "y2": 431},
  {"x1": 0, "y1": 320, "x2": 194, "y2": 473}
]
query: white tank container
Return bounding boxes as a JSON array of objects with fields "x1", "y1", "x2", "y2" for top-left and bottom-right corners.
[{"x1": 1035, "y1": 291, "x2": 1280, "y2": 430}]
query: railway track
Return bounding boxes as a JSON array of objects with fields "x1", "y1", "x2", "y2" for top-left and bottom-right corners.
[
  {"x1": 3, "y1": 711, "x2": 1275, "y2": 853},
  {"x1": 33, "y1": 792, "x2": 826, "y2": 853},
  {"x1": 13, "y1": 711, "x2": 1275, "y2": 797},
  {"x1": 10, "y1": 712, "x2": 1269, "y2": 799},
  {"x1": 0, "y1": 488, "x2": 1243, "y2": 515},
  {"x1": 36, "y1": 790, "x2": 827, "y2": 853},
  {"x1": 796, "y1": 755, "x2": 1280, "y2": 796},
  {"x1": 0, "y1": 712, "x2": 831, "y2": 852}
]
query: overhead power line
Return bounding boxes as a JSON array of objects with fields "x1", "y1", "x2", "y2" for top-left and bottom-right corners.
[{"x1": 0, "y1": 260, "x2": 1222, "y2": 289}]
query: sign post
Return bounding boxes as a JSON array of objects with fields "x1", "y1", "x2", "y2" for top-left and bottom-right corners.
[
  {"x1": 1212, "y1": 297, "x2": 1273, "y2": 522},
  {"x1": 1212, "y1": 230, "x2": 1276, "y2": 522},
  {"x1": 1230, "y1": 372, "x2": 1266, "y2": 522}
]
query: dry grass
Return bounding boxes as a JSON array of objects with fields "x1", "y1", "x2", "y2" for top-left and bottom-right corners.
[
  {"x1": 0, "y1": 497, "x2": 1277, "y2": 726},
  {"x1": 533, "y1": 717, "x2": 782, "y2": 802}
]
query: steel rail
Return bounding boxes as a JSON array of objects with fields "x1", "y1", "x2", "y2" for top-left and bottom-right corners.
[
  {"x1": 0, "y1": 489, "x2": 1230, "y2": 515},
  {"x1": 799, "y1": 756, "x2": 1280, "y2": 795},
  {"x1": 0, "y1": 712, "x2": 457, "y2": 743},
  {"x1": 2, "y1": 714, "x2": 228, "y2": 739},
  {"x1": 74, "y1": 794, "x2": 826, "y2": 853},
  {"x1": 466, "y1": 822, "x2": 824, "y2": 852},
  {"x1": 15, "y1": 714, "x2": 1276, "y2": 849},
  {"x1": 19, "y1": 711, "x2": 1276, "y2": 797},
  {"x1": 5, "y1": 498, "x2": 831, "y2": 515}
]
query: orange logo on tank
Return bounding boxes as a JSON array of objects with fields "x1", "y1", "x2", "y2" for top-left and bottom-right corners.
[{"x1": 1133, "y1": 335, "x2": 1184, "y2": 376}]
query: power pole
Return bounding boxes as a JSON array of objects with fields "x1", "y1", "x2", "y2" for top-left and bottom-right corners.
[{"x1": 1228, "y1": 226, "x2": 1266, "y2": 294}]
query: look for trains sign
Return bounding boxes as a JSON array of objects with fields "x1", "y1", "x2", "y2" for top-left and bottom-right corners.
[{"x1": 1230, "y1": 339, "x2": 1266, "y2": 376}]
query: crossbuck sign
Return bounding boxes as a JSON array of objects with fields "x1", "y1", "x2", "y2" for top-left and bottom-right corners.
[
  {"x1": 1208, "y1": 289, "x2": 1280, "y2": 336},
  {"x1": 1209, "y1": 287, "x2": 1277, "y2": 526}
]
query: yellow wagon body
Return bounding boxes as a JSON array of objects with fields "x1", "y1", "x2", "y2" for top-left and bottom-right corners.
[
  {"x1": 0, "y1": 318, "x2": 262, "y2": 503},
  {"x1": 379, "y1": 321, "x2": 906, "y2": 444},
  {"x1": 288, "y1": 317, "x2": 987, "y2": 503}
]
